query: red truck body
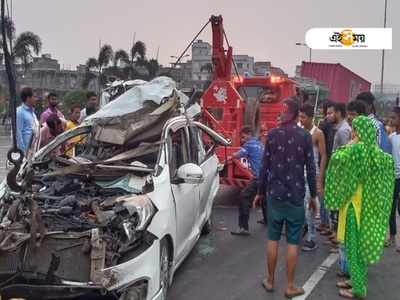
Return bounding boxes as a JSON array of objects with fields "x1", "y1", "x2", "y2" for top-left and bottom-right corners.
[
  {"x1": 200, "y1": 15, "x2": 296, "y2": 188},
  {"x1": 300, "y1": 62, "x2": 371, "y2": 103}
]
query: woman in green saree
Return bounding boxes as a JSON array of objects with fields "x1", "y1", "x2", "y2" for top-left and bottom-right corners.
[{"x1": 325, "y1": 116, "x2": 394, "y2": 299}]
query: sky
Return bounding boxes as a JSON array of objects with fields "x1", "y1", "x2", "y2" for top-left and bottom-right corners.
[{"x1": 10, "y1": 0, "x2": 399, "y2": 86}]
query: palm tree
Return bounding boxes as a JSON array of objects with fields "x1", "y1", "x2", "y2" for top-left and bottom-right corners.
[
  {"x1": 13, "y1": 32, "x2": 41, "y2": 74},
  {"x1": 114, "y1": 41, "x2": 151, "y2": 79},
  {"x1": 145, "y1": 59, "x2": 160, "y2": 78},
  {"x1": 0, "y1": 16, "x2": 41, "y2": 72},
  {"x1": 0, "y1": 15, "x2": 14, "y2": 60},
  {"x1": 83, "y1": 44, "x2": 113, "y2": 90}
]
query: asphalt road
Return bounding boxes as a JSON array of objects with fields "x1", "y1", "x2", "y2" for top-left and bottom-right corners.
[
  {"x1": 169, "y1": 207, "x2": 400, "y2": 300},
  {"x1": 0, "y1": 135, "x2": 399, "y2": 300}
]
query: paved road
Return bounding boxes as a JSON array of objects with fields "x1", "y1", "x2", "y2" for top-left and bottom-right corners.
[{"x1": 169, "y1": 207, "x2": 400, "y2": 300}]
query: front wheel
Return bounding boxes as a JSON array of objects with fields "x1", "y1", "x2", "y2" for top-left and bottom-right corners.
[
  {"x1": 201, "y1": 214, "x2": 212, "y2": 235},
  {"x1": 160, "y1": 239, "x2": 171, "y2": 300}
]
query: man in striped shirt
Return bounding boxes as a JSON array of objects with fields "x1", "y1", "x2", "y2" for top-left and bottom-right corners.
[{"x1": 356, "y1": 92, "x2": 392, "y2": 153}]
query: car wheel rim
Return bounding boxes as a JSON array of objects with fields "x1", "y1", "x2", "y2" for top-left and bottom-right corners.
[{"x1": 160, "y1": 245, "x2": 169, "y2": 299}]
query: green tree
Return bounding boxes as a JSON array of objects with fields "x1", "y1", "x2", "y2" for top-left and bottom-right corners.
[
  {"x1": 13, "y1": 32, "x2": 41, "y2": 74},
  {"x1": 113, "y1": 41, "x2": 160, "y2": 80},
  {"x1": 145, "y1": 58, "x2": 160, "y2": 78},
  {"x1": 82, "y1": 44, "x2": 113, "y2": 90},
  {"x1": 62, "y1": 89, "x2": 88, "y2": 115},
  {"x1": 0, "y1": 16, "x2": 41, "y2": 73}
]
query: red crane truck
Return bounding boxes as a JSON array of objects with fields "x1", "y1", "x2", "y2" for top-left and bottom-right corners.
[{"x1": 200, "y1": 15, "x2": 297, "y2": 188}]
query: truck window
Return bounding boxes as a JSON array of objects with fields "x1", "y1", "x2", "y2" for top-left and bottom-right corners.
[{"x1": 238, "y1": 86, "x2": 279, "y2": 103}]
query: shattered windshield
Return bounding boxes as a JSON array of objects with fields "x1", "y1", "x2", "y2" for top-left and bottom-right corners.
[{"x1": 87, "y1": 76, "x2": 188, "y2": 121}]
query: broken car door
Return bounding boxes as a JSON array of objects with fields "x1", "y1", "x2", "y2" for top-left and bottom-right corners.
[
  {"x1": 189, "y1": 125, "x2": 218, "y2": 230},
  {"x1": 167, "y1": 126, "x2": 199, "y2": 262}
]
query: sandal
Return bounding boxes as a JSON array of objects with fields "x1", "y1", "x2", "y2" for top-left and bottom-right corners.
[
  {"x1": 284, "y1": 287, "x2": 305, "y2": 298},
  {"x1": 339, "y1": 288, "x2": 365, "y2": 299},
  {"x1": 261, "y1": 279, "x2": 274, "y2": 292},
  {"x1": 384, "y1": 239, "x2": 393, "y2": 247},
  {"x1": 336, "y1": 280, "x2": 352, "y2": 289}
]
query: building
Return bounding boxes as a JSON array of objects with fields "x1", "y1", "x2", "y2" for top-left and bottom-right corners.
[
  {"x1": 158, "y1": 61, "x2": 193, "y2": 89},
  {"x1": 233, "y1": 55, "x2": 254, "y2": 75},
  {"x1": 191, "y1": 40, "x2": 255, "y2": 84},
  {"x1": 0, "y1": 54, "x2": 86, "y2": 99},
  {"x1": 191, "y1": 40, "x2": 213, "y2": 82},
  {"x1": 31, "y1": 54, "x2": 60, "y2": 72},
  {"x1": 255, "y1": 61, "x2": 287, "y2": 77}
]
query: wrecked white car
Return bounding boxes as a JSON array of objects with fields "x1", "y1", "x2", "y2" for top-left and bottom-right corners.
[{"x1": 0, "y1": 77, "x2": 229, "y2": 300}]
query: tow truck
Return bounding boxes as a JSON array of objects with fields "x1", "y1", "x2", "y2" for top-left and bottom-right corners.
[{"x1": 199, "y1": 15, "x2": 297, "y2": 187}]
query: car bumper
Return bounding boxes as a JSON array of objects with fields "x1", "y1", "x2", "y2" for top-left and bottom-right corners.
[
  {"x1": 0, "y1": 238, "x2": 162, "y2": 300},
  {"x1": 102, "y1": 237, "x2": 162, "y2": 300}
]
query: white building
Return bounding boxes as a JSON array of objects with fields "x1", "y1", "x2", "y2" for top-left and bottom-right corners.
[
  {"x1": 191, "y1": 40, "x2": 213, "y2": 81},
  {"x1": 191, "y1": 40, "x2": 254, "y2": 81},
  {"x1": 233, "y1": 55, "x2": 254, "y2": 75}
]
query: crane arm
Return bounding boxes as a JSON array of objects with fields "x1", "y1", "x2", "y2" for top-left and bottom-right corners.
[{"x1": 210, "y1": 15, "x2": 232, "y2": 80}]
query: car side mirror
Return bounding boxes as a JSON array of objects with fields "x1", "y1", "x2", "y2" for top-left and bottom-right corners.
[{"x1": 177, "y1": 163, "x2": 204, "y2": 184}]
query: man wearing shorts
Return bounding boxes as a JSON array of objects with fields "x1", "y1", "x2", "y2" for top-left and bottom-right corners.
[{"x1": 254, "y1": 98, "x2": 316, "y2": 298}]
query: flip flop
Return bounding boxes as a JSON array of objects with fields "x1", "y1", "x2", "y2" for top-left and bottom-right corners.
[
  {"x1": 339, "y1": 288, "x2": 365, "y2": 299},
  {"x1": 284, "y1": 287, "x2": 305, "y2": 299},
  {"x1": 261, "y1": 279, "x2": 274, "y2": 292},
  {"x1": 336, "y1": 280, "x2": 352, "y2": 289},
  {"x1": 339, "y1": 289, "x2": 355, "y2": 299}
]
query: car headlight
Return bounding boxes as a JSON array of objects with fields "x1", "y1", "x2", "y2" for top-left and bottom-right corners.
[{"x1": 117, "y1": 195, "x2": 156, "y2": 231}]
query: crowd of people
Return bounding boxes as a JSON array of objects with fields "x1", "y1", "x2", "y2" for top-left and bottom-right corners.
[
  {"x1": 231, "y1": 92, "x2": 398, "y2": 299},
  {"x1": 15, "y1": 87, "x2": 98, "y2": 156}
]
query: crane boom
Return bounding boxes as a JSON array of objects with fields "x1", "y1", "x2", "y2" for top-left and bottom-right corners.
[{"x1": 210, "y1": 15, "x2": 232, "y2": 80}]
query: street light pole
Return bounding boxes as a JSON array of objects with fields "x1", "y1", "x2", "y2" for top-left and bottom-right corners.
[
  {"x1": 380, "y1": 0, "x2": 388, "y2": 96},
  {"x1": 296, "y1": 42, "x2": 312, "y2": 62}
]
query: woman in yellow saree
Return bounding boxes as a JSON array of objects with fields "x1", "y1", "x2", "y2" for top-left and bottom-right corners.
[{"x1": 325, "y1": 116, "x2": 394, "y2": 299}]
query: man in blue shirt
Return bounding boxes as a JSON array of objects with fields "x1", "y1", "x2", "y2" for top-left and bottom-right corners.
[
  {"x1": 254, "y1": 97, "x2": 316, "y2": 298},
  {"x1": 16, "y1": 87, "x2": 38, "y2": 154},
  {"x1": 356, "y1": 91, "x2": 391, "y2": 153},
  {"x1": 231, "y1": 126, "x2": 264, "y2": 236}
]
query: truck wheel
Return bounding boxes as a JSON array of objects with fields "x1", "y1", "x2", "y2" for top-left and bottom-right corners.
[{"x1": 244, "y1": 97, "x2": 260, "y2": 134}]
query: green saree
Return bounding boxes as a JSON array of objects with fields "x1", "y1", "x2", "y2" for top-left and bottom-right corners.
[{"x1": 325, "y1": 116, "x2": 394, "y2": 297}]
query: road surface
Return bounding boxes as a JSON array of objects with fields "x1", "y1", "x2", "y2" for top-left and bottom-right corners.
[{"x1": 169, "y1": 207, "x2": 400, "y2": 300}]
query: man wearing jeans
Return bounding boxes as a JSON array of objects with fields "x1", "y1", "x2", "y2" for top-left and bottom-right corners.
[
  {"x1": 299, "y1": 104, "x2": 327, "y2": 251},
  {"x1": 326, "y1": 102, "x2": 352, "y2": 252},
  {"x1": 254, "y1": 98, "x2": 316, "y2": 298},
  {"x1": 231, "y1": 126, "x2": 264, "y2": 236}
]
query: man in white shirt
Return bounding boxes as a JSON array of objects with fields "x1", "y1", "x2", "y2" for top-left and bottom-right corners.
[
  {"x1": 79, "y1": 91, "x2": 98, "y2": 122},
  {"x1": 388, "y1": 106, "x2": 400, "y2": 250}
]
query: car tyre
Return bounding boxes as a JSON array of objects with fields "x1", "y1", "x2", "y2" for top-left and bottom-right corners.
[
  {"x1": 160, "y1": 238, "x2": 171, "y2": 300},
  {"x1": 201, "y1": 215, "x2": 212, "y2": 235},
  {"x1": 119, "y1": 284, "x2": 146, "y2": 300}
]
